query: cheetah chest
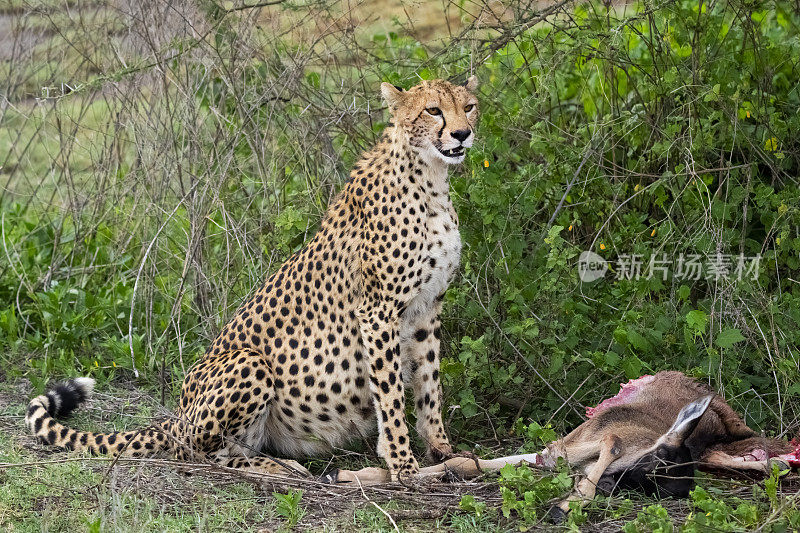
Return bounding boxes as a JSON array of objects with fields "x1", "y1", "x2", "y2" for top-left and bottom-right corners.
[{"x1": 409, "y1": 196, "x2": 461, "y2": 316}]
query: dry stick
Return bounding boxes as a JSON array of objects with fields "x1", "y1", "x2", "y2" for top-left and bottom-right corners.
[
  {"x1": 128, "y1": 180, "x2": 200, "y2": 378},
  {"x1": 222, "y1": 0, "x2": 286, "y2": 11},
  {"x1": 546, "y1": 132, "x2": 600, "y2": 228},
  {"x1": 742, "y1": 296, "x2": 783, "y2": 434},
  {"x1": 388, "y1": 509, "x2": 446, "y2": 519},
  {"x1": 355, "y1": 477, "x2": 401, "y2": 533},
  {"x1": 545, "y1": 372, "x2": 593, "y2": 426}
]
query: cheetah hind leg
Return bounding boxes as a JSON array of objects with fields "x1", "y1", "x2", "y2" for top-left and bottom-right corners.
[
  {"x1": 179, "y1": 349, "x2": 312, "y2": 480},
  {"x1": 215, "y1": 454, "x2": 311, "y2": 478}
]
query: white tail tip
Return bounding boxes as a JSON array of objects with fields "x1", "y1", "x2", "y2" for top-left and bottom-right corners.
[{"x1": 73, "y1": 377, "x2": 96, "y2": 396}]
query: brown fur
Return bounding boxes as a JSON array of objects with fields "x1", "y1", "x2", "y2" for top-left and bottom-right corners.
[
  {"x1": 542, "y1": 371, "x2": 793, "y2": 514},
  {"x1": 544, "y1": 372, "x2": 789, "y2": 473}
]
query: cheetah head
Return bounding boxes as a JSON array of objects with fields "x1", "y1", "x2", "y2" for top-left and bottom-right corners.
[{"x1": 381, "y1": 77, "x2": 479, "y2": 165}]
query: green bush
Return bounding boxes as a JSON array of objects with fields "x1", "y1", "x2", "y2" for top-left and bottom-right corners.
[
  {"x1": 443, "y1": 0, "x2": 800, "y2": 435},
  {"x1": 1, "y1": 0, "x2": 798, "y2": 442}
]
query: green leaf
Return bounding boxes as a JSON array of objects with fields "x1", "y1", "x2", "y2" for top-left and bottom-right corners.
[
  {"x1": 716, "y1": 328, "x2": 745, "y2": 349},
  {"x1": 306, "y1": 71, "x2": 321, "y2": 89},
  {"x1": 459, "y1": 389, "x2": 478, "y2": 418},
  {"x1": 678, "y1": 284, "x2": 691, "y2": 301},
  {"x1": 686, "y1": 310, "x2": 709, "y2": 335},
  {"x1": 459, "y1": 494, "x2": 486, "y2": 517},
  {"x1": 626, "y1": 328, "x2": 653, "y2": 353},
  {"x1": 622, "y1": 355, "x2": 643, "y2": 379}
]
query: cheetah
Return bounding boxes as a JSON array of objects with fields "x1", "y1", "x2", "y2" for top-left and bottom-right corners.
[{"x1": 25, "y1": 76, "x2": 480, "y2": 481}]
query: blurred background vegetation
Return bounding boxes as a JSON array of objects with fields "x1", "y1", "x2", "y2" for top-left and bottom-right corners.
[{"x1": 1, "y1": 0, "x2": 800, "y2": 528}]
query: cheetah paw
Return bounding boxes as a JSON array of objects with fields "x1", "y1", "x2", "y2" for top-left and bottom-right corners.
[
  {"x1": 389, "y1": 458, "x2": 420, "y2": 483},
  {"x1": 426, "y1": 441, "x2": 453, "y2": 463}
]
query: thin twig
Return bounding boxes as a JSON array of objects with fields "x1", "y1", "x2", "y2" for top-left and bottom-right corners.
[{"x1": 129, "y1": 181, "x2": 200, "y2": 378}]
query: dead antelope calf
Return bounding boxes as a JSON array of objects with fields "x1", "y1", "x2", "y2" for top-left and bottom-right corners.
[{"x1": 329, "y1": 371, "x2": 799, "y2": 517}]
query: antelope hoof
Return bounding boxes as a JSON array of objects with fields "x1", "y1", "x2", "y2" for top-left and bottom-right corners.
[
  {"x1": 547, "y1": 505, "x2": 567, "y2": 524},
  {"x1": 319, "y1": 469, "x2": 340, "y2": 484},
  {"x1": 768, "y1": 458, "x2": 791, "y2": 476},
  {"x1": 597, "y1": 475, "x2": 616, "y2": 495}
]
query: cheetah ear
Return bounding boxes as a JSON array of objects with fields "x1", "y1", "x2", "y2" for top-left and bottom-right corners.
[
  {"x1": 464, "y1": 75, "x2": 479, "y2": 92},
  {"x1": 381, "y1": 82, "x2": 405, "y2": 110}
]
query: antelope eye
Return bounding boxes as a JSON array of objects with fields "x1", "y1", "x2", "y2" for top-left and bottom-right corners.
[
  {"x1": 464, "y1": 104, "x2": 475, "y2": 112},
  {"x1": 426, "y1": 107, "x2": 442, "y2": 116},
  {"x1": 655, "y1": 446, "x2": 670, "y2": 459}
]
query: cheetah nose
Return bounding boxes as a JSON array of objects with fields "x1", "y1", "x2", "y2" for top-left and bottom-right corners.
[{"x1": 451, "y1": 129, "x2": 471, "y2": 143}]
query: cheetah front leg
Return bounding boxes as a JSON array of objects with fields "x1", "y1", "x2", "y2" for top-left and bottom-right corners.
[
  {"x1": 358, "y1": 301, "x2": 419, "y2": 481},
  {"x1": 401, "y1": 302, "x2": 451, "y2": 462}
]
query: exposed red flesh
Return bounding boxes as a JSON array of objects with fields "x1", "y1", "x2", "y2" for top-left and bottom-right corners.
[
  {"x1": 731, "y1": 449, "x2": 768, "y2": 462},
  {"x1": 586, "y1": 375, "x2": 655, "y2": 418},
  {"x1": 773, "y1": 443, "x2": 800, "y2": 469}
]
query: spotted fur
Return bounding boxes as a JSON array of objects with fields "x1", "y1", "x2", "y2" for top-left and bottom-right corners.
[{"x1": 25, "y1": 77, "x2": 480, "y2": 481}]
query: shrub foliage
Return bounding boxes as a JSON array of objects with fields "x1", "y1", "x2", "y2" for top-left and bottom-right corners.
[{"x1": 1, "y1": 0, "x2": 798, "y2": 443}]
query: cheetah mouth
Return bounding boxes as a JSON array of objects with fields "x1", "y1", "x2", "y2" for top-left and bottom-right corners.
[{"x1": 437, "y1": 146, "x2": 465, "y2": 158}]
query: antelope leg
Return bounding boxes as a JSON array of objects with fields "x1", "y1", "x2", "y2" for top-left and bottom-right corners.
[
  {"x1": 556, "y1": 433, "x2": 622, "y2": 514},
  {"x1": 324, "y1": 452, "x2": 547, "y2": 486},
  {"x1": 699, "y1": 449, "x2": 791, "y2": 478}
]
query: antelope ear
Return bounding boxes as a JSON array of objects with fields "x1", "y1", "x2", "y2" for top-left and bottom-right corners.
[
  {"x1": 464, "y1": 75, "x2": 479, "y2": 92},
  {"x1": 663, "y1": 394, "x2": 714, "y2": 444},
  {"x1": 381, "y1": 83, "x2": 405, "y2": 110}
]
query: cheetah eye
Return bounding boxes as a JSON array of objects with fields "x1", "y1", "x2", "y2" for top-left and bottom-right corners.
[
  {"x1": 464, "y1": 104, "x2": 475, "y2": 112},
  {"x1": 426, "y1": 107, "x2": 442, "y2": 116}
]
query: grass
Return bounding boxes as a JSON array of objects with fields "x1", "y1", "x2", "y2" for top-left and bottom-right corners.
[
  {"x1": 0, "y1": 379, "x2": 463, "y2": 532},
  {"x1": 3, "y1": 0, "x2": 800, "y2": 530},
  {"x1": 0, "y1": 99, "x2": 126, "y2": 192},
  {"x1": 0, "y1": 382, "x2": 281, "y2": 532},
  {"x1": 1, "y1": 377, "x2": 799, "y2": 532},
  {"x1": 251, "y1": 0, "x2": 468, "y2": 44}
]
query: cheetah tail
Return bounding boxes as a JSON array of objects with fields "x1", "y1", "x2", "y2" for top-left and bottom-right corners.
[{"x1": 25, "y1": 377, "x2": 175, "y2": 457}]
